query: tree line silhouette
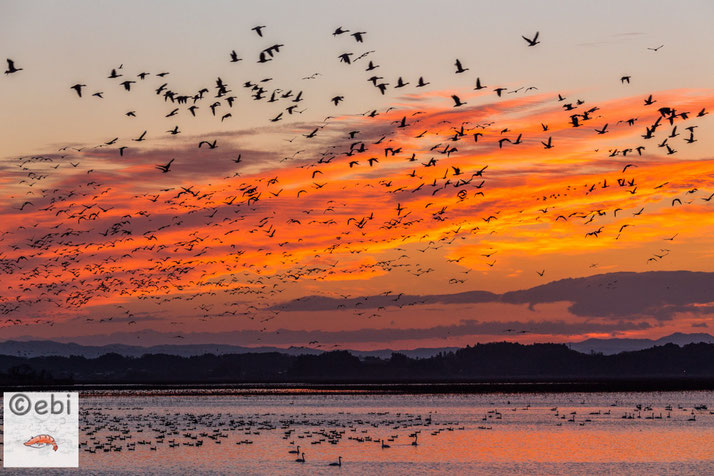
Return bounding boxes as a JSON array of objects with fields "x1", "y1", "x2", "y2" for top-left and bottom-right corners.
[{"x1": 1, "y1": 342, "x2": 714, "y2": 386}]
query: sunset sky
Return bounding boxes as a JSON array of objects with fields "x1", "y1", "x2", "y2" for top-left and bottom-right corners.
[{"x1": 1, "y1": 1, "x2": 714, "y2": 349}]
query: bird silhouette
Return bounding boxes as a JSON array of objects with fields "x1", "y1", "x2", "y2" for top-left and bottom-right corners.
[
  {"x1": 155, "y1": 158, "x2": 175, "y2": 173},
  {"x1": 522, "y1": 31, "x2": 540, "y2": 46},
  {"x1": 454, "y1": 59, "x2": 468, "y2": 73},
  {"x1": 4, "y1": 58, "x2": 22, "y2": 74},
  {"x1": 70, "y1": 84, "x2": 87, "y2": 97},
  {"x1": 451, "y1": 95, "x2": 466, "y2": 107}
]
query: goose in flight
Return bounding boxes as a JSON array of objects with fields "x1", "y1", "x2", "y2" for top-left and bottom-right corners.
[
  {"x1": 522, "y1": 31, "x2": 540, "y2": 46},
  {"x1": 451, "y1": 95, "x2": 466, "y2": 107},
  {"x1": 70, "y1": 84, "x2": 87, "y2": 97},
  {"x1": 5, "y1": 58, "x2": 22, "y2": 74},
  {"x1": 454, "y1": 59, "x2": 468, "y2": 73},
  {"x1": 155, "y1": 158, "x2": 175, "y2": 173}
]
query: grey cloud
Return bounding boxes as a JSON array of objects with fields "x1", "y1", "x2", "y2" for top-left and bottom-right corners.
[
  {"x1": 274, "y1": 271, "x2": 714, "y2": 322},
  {"x1": 43, "y1": 318, "x2": 652, "y2": 347}
]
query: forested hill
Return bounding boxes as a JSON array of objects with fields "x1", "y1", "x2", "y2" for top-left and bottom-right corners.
[{"x1": 1, "y1": 342, "x2": 714, "y2": 386}]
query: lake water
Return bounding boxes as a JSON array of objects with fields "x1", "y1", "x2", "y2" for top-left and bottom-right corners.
[{"x1": 2, "y1": 389, "x2": 713, "y2": 474}]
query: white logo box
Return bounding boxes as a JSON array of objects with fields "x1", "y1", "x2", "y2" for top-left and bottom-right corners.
[{"x1": 3, "y1": 392, "x2": 79, "y2": 468}]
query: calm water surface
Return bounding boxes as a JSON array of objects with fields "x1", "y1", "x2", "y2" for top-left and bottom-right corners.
[{"x1": 2, "y1": 390, "x2": 713, "y2": 475}]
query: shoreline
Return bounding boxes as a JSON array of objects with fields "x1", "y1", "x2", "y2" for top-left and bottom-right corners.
[{"x1": 3, "y1": 379, "x2": 714, "y2": 395}]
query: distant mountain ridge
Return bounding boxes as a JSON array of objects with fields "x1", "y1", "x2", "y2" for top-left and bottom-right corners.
[
  {"x1": 0, "y1": 339, "x2": 460, "y2": 360},
  {"x1": 1, "y1": 333, "x2": 712, "y2": 358},
  {"x1": 568, "y1": 332, "x2": 714, "y2": 355}
]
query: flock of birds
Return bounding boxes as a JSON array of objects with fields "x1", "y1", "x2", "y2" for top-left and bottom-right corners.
[
  {"x1": 1, "y1": 24, "x2": 712, "y2": 341},
  {"x1": 0, "y1": 394, "x2": 707, "y2": 468},
  {"x1": 68, "y1": 401, "x2": 462, "y2": 468}
]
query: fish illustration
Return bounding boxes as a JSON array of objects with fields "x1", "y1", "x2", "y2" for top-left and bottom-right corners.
[{"x1": 24, "y1": 434, "x2": 58, "y2": 451}]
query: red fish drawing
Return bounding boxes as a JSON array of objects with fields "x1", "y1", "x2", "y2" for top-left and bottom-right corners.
[{"x1": 24, "y1": 434, "x2": 58, "y2": 451}]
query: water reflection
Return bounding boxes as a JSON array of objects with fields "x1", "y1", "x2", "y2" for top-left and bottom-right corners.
[{"x1": 1, "y1": 390, "x2": 712, "y2": 474}]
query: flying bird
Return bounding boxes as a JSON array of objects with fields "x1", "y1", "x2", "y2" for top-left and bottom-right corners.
[
  {"x1": 70, "y1": 84, "x2": 86, "y2": 97},
  {"x1": 155, "y1": 158, "x2": 175, "y2": 173},
  {"x1": 522, "y1": 31, "x2": 540, "y2": 46},
  {"x1": 198, "y1": 140, "x2": 217, "y2": 149},
  {"x1": 451, "y1": 95, "x2": 466, "y2": 107},
  {"x1": 454, "y1": 59, "x2": 468, "y2": 73},
  {"x1": 5, "y1": 58, "x2": 22, "y2": 74}
]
